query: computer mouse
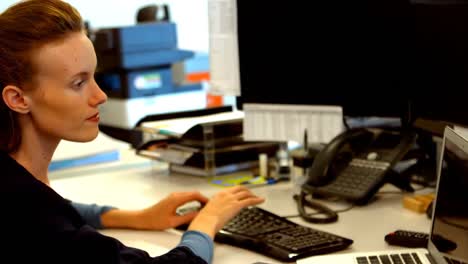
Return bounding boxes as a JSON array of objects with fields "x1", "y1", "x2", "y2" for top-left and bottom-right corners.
[
  {"x1": 174, "y1": 202, "x2": 204, "y2": 231},
  {"x1": 176, "y1": 202, "x2": 203, "y2": 216}
]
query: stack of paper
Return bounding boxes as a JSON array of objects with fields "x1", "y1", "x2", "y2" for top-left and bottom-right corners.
[{"x1": 140, "y1": 110, "x2": 244, "y2": 138}]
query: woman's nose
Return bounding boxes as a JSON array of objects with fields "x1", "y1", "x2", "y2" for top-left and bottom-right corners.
[{"x1": 90, "y1": 79, "x2": 107, "y2": 106}]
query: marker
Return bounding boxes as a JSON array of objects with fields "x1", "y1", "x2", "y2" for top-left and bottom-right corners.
[
  {"x1": 157, "y1": 128, "x2": 181, "y2": 138},
  {"x1": 135, "y1": 126, "x2": 181, "y2": 138},
  {"x1": 239, "y1": 176, "x2": 287, "y2": 188}
]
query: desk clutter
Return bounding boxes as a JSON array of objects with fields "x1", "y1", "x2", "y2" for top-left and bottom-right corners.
[
  {"x1": 129, "y1": 110, "x2": 443, "y2": 262},
  {"x1": 135, "y1": 109, "x2": 280, "y2": 177},
  {"x1": 402, "y1": 193, "x2": 435, "y2": 214}
]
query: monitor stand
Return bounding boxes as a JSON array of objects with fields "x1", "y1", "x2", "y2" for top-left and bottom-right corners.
[
  {"x1": 386, "y1": 169, "x2": 415, "y2": 192},
  {"x1": 385, "y1": 119, "x2": 446, "y2": 190}
]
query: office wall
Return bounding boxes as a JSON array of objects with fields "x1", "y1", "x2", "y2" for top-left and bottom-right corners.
[{"x1": 0, "y1": 0, "x2": 209, "y2": 52}]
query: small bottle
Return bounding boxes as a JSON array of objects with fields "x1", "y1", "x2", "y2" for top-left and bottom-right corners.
[
  {"x1": 258, "y1": 153, "x2": 268, "y2": 178},
  {"x1": 276, "y1": 143, "x2": 291, "y2": 180}
]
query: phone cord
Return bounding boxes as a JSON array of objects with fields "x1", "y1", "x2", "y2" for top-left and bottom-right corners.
[{"x1": 295, "y1": 191, "x2": 338, "y2": 224}]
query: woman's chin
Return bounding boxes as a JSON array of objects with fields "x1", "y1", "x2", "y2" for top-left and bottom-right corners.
[{"x1": 65, "y1": 130, "x2": 100, "y2": 143}]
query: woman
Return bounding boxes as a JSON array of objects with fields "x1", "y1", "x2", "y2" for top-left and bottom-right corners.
[{"x1": 0, "y1": 1, "x2": 264, "y2": 263}]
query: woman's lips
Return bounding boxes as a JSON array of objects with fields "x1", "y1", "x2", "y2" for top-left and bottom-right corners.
[{"x1": 87, "y1": 113, "x2": 100, "y2": 122}]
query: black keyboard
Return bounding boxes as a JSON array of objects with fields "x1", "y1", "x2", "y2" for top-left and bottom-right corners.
[{"x1": 214, "y1": 206, "x2": 353, "y2": 262}]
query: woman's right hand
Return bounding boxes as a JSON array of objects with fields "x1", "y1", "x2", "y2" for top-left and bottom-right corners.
[{"x1": 187, "y1": 186, "x2": 265, "y2": 238}]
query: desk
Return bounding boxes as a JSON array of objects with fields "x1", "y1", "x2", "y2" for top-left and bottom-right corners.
[{"x1": 50, "y1": 149, "x2": 432, "y2": 264}]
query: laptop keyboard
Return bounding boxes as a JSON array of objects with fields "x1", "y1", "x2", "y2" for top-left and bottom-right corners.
[
  {"x1": 356, "y1": 253, "x2": 423, "y2": 264},
  {"x1": 444, "y1": 256, "x2": 468, "y2": 264},
  {"x1": 356, "y1": 253, "x2": 468, "y2": 264}
]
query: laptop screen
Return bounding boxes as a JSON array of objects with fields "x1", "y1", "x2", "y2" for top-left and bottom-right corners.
[{"x1": 430, "y1": 131, "x2": 468, "y2": 262}]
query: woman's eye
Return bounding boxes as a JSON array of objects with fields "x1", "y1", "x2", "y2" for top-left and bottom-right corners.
[{"x1": 72, "y1": 79, "x2": 85, "y2": 88}]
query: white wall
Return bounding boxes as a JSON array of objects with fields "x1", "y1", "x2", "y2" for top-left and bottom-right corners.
[{"x1": 0, "y1": 0, "x2": 209, "y2": 52}]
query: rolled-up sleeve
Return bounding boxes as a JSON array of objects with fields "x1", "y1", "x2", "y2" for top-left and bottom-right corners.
[
  {"x1": 70, "y1": 201, "x2": 116, "y2": 229},
  {"x1": 178, "y1": 231, "x2": 213, "y2": 264}
]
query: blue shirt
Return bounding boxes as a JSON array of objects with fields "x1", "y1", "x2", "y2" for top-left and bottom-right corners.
[{"x1": 71, "y1": 201, "x2": 213, "y2": 263}]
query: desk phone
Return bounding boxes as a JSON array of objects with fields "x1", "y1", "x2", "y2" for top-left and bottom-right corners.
[{"x1": 302, "y1": 128, "x2": 417, "y2": 204}]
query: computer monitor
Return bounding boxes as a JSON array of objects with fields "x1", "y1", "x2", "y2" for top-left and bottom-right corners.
[
  {"x1": 409, "y1": 0, "x2": 468, "y2": 129},
  {"x1": 235, "y1": 0, "x2": 412, "y2": 116},
  {"x1": 230, "y1": 0, "x2": 468, "y2": 143}
]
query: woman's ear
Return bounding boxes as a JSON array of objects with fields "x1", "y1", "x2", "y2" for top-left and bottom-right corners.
[{"x1": 2, "y1": 85, "x2": 31, "y2": 114}]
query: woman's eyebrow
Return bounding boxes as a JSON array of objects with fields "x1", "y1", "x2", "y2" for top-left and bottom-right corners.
[{"x1": 70, "y1": 71, "x2": 90, "y2": 79}]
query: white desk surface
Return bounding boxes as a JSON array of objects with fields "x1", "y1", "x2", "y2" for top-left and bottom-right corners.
[{"x1": 50, "y1": 149, "x2": 432, "y2": 264}]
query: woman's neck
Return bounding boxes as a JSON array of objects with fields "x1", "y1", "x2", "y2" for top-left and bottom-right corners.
[{"x1": 10, "y1": 125, "x2": 60, "y2": 186}]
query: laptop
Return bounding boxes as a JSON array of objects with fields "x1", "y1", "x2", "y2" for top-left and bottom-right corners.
[{"x1": 297, "y1": 126, "x2": 468, "y2": 264}]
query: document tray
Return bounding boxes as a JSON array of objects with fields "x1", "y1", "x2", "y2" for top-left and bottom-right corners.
[{"x1": 136, "y1": 119, "x2": 280, "y2": 176}]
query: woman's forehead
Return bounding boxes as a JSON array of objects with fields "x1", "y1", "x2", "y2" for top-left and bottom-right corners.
[{"x1": 31, "y1": 32, "x2": 96, "y2": 80}]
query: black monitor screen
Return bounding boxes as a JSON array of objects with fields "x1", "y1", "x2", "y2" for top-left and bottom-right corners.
[
  {"x1": 410, "y1": 1, "x2": 468, "y2": 127},
  {"x1": 236, "y1": 0, "x2": 468, "y2": 126}
]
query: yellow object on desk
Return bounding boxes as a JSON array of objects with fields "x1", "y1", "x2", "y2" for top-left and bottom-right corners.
[
  {"x1": 402, "y1": 193, "x2": 435, "y2": 213},
  {"x1": 209, "y1": 173, "x2": 256, "y2": 187},
  {"x1": 209, "y1": 173, "x2": 281, "y2": 188}
]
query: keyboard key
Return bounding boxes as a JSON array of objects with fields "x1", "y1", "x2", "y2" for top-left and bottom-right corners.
[
  {"x1": 401, "y1": 253, "x2": 416, "y2": 264},
  {"x1": 379, "y1": 254, "x2": 392, "y2": 264},
  {"x1": 369, "y1": 255, "x2": 380, "y2": 264},
  {"x1": 356, "y1": 256, "x2": 369, "y2": 264},
  {"x1": 412, "y1": 253, "x2": 423, "y2": 264},
  {"x1": 390, "y1": 254, "x2": 404, "y2": 264}
]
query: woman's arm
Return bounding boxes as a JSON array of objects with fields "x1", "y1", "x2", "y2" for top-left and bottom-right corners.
[
  {"x1": 70, "y1": 201, "x2": 116, "y2": 229},
  {"x1": 70, "y1": 186, "x2": 264, "y2": 264},
  {"x1": 71, "y1": 191, "x2": 213, "y2": 263},
  {"x1": 71, "y1": 191, "x2": 209, "y2": 230}
]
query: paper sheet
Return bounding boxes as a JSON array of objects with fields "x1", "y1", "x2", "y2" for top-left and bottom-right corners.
[
  {"x1": 243, "y1": 103, "x2": 344, "y2": 144},
  {"x1": 208, "y1": 0, "x2": 240, "y2": 96},
  {"x1": 141, "y1": 110, "x2": 244, "y2": 137}
]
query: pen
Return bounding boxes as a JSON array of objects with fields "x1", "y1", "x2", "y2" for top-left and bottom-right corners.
[
  {"x1": 304, "y1": 128, "x2": 308, "y2": 152},
  {"x1": 303, "y1": 129, "x2": 309, "y2": 176},
  {"x1": 239, "y1": 177, "x2": 286, "y2": 188},
  {"x1": 135, "y1": 126, "x2": 181, "y2": 138},
  {"x1": 158, "y1": 128, "x2": 180, "y2": 137}
]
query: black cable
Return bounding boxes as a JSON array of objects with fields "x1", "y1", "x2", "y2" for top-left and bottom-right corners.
[
  {"x1": 292, "y1": 192, "x2": 339, "y2": 223},
  {"x1": 377, "y1": 184, "x2": 430, "y2": 195},
  {"x1": 283, "y1": 202, "x2": 355, "y2": 219},
  {"x1": 284, "y1": 182, "x2": 431, "y2": 220},
  {"x1": 343, "y1": 116, "x2": 350, "y2": 130}
]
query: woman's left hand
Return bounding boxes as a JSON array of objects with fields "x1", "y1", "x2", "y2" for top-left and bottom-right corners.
[
  {"x1": 133, "y1": 191, "x2": 209, "y2": 230},
  {"x1": 101, "y1": 191, "x2": 209, "y2": 230}
]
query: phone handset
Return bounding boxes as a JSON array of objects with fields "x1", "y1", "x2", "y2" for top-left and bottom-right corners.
[
  {"x1": 297, "y1": 128, "x2": 374, "y2": 224},
  {"x1": 306, "y1": 128, "x2": 374, "y2": 187}
]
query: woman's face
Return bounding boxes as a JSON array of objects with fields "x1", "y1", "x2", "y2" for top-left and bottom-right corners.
[{"x1": 25, "y1": 31, "x2": 107, "y2": 142}]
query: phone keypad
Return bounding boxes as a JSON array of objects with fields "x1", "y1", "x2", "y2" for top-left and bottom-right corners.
[{"x1": 314, "y1": 158, "x2": 390, "y2": 202}]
